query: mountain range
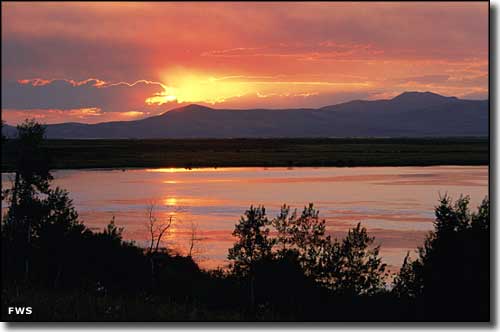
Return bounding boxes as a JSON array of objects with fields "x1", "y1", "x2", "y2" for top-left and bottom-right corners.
[{"x1": 2, "y1": 92, "x2": 489, "y2": 139}]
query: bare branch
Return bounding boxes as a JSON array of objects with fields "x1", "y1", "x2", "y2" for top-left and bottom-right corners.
[
  {"x1": 145, "y1": 200, "x2": 181, "y2": 255},
  {"x1": 187, "y1": 220, "x2": 207, "y2": 259},
  {"x1": 154, "y1": 215, "x2": 173, "y2": 253}
]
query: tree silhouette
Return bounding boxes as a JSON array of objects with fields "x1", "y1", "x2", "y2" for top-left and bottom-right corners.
[
  {"x1": 392, "y1": 195, "x2": 490, "y2": 320},
  {"x1": 228, "y1": 205, "x2": 274, "y2": 275},
  {"x1": 2, "y1": 120, "x2": 52, "y2": 282},
  {"x1": 391, "y1": 252, "x2": 423, "y2": 298},
  {"x1": 291, "y1": 204, "x2": 329, "y2": 276},
  {"x1": 31, "y1": 187, "x2": 86, "y2": 288},
  {"x1": 272, "y1": 204, "x2": 297, "y2": 254},
  {"x1": 1, "y1": 120, "x2": 6, "y2": 142},
  {"x1": 271, "y1": 204, "x2": 387, "y2": 295},
  {"x1": 337, "y1": 223, "x2": 387, "y2": 295},
  {"x1": 1, "y1": 120, "x2": 97, "y2": 291},
  {"x1": 316, "y1": 223, "x2": 387, "y2": 295},
  {"x1": 272, "y1": 204, "x2": 333, "y2": 280},
  {"x1": 228, "y1": 205, "x2": 274, "y2": 310}
]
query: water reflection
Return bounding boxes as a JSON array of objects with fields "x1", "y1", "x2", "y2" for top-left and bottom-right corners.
[
  {"x1": 164, "y1": 197, "x2": 178, "y2": 206},
  {"x1": 1, "y1": 166, "x2": 488, "y2": 271}
]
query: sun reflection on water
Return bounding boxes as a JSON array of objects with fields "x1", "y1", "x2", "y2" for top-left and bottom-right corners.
[{"x1": 164, "y1": 197, "x2": 178, "y2": 206}]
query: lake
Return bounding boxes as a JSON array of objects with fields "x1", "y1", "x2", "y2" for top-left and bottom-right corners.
[{"x1": 1, "y1": 166, "x2": 488, "y2": 271}]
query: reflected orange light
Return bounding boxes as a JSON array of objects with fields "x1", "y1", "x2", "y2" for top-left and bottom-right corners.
[
  {"x1": 145, "y1": 167, "x2": 255, "y2": 173},
  {"x1": 121, "y1": 111, "x2": 145, "y2": 118},
  {"x1": 147, "y1": 168, "x2": 189, "y2": 173},
  {"x1": 164, "y1": 197, "x2": 178, "y2": 206}
]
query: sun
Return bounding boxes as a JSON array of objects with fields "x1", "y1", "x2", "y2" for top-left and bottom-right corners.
[
  {"x1": 164, "y1": 197, "x2": 178, "y2": 206},
  {"x1": 145, "y1": 88, "x2": 177, "y2": 105},
  {"x1": 151, "y1": 69, "x2": 252, "y2": 105}
]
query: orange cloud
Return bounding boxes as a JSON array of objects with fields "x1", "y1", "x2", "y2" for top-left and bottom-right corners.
[{"x1": 2, "y1": 108, "x2": 154, "y2": 125}]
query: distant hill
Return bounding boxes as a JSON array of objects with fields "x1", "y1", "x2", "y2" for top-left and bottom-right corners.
[{"x1": 2, "y1": 92, "x2": 489, "y2": 139}]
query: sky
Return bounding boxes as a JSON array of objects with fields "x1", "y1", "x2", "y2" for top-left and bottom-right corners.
[{"x1": 1, "y1": 2, "x2": 489, "y2": 125}]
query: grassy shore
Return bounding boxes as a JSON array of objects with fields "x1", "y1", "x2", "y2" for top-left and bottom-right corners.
[{"x1": 1, "y1": 137, "x2": 489, "y2": 171}]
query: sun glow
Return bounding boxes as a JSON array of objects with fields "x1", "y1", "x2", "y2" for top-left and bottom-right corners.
[
  {"x1": 145, "y1": 88, "x2": 178, "y2": 105},
  {"x1": 146, "y1": 167, "x2": 225, "y2": 173},
  {"x1": 157, "y1": 70, "x2": 250, "y2": 105},
  {"x1": 121, "y1": 111, "x2": 145, "y2": 117},
  {"x1": 164, "y1": 197, "x2": 178, "y2": 206},
  {"x1": 143, "y1": 69, "x2": 376, "y2": 107}
]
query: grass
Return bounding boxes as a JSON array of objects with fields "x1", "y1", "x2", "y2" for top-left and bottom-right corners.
[
  {"x1": 1, "y1": 288, "x2": 244, "y2": 321},
  {"x1": 1, "y1": 137, "x2": 489, "y2": 171},
  {"x1": 0, "y1": 286, "x2": 416, "y2": 321}
]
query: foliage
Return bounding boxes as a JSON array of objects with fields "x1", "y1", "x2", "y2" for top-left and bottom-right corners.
[
  {"x1": 229, "y1": 204, "x2": 388, "y2": 300},
  {"x1": 391, "y1": 253, "x2": 423, "y2": 298},
  {"x1": 275, "y1": 204, "x2": 331, "y2": 277},
  {"x1": 1, "y1": 120, "x2": 6, "y2": 142},
  {"x1": 227, "y1": 206, "x2": 274, "y2": 276},
  {"x1": 333, "y1": 223, "x2": 387, "y2": 295},
  {"x1": 392, "y1": 195, "x2": 489, "y2": 320},
  {"x1": 2, "y1": 120, "x2": 53, "y2": 283}
]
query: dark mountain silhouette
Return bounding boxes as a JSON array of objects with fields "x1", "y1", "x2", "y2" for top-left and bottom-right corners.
[{"x1": 2, "y1": 92, "x2": 488, "y2": 138}]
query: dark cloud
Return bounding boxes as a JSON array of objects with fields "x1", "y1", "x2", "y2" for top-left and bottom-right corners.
[
  {"x1": 1, "y1": 78, "x2": 166, "y2": 113},
  {"x1": 1, "y1": 36, "x2": 155, "y2": 82}
]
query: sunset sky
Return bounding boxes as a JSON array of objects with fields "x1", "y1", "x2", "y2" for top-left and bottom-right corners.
[{"x1": 1, "y1": 2, "x2": 488, "y2": 124}]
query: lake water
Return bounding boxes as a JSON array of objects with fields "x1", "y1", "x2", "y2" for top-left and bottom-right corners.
[{"x1": 1, "y1": 166, "x2": 488, "y2": 271}]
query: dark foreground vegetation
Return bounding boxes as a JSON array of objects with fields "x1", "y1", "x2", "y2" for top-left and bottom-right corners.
[
  {"x1": 1, "y1": 121, "x2": 490, "y2": 321},
  {"x1": 1, "y1": 136, "x2": 488, "y2": 171}
]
